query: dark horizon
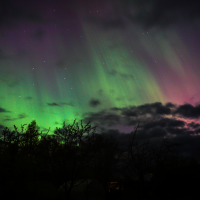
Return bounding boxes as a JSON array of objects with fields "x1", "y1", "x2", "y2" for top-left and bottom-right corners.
[
  {"x1": 1, "y1": 116, "x2": 200, "y2": 165},
  {"x1": 0, "y1": 117, "x2": 200, "y2": 199}
]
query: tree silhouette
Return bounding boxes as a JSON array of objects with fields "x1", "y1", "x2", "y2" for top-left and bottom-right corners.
[
  {"x1": 81, "y1": 132, "x2": 121, "y2": 193},
  {"x1": 0, "y1": 119, "x2": 199, "y2": 199},
  {"x1": 116, "y1": 121, "x2": 190, "y2": 199},
  {"x1": 41, "y1": 119, "x2": 101, "y2": 199},
  {"x1": 0, "y1": 120, "x2": 47, "y2": 199},
  {"x1": 151, "y1": 154, "x2": 200, "y2": 198},
  {"x1": 0, "y1": 119, "x2": 119, "y2": 199}
]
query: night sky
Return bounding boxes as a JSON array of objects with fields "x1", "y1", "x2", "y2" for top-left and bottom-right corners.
[{"x1": 1, "y1": 0, "x2": 200, "y2": 162}]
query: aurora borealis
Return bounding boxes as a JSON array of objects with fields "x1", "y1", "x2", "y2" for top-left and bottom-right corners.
[{"x1": 1, "y1": 0, "x2": 200, "y2": 161}]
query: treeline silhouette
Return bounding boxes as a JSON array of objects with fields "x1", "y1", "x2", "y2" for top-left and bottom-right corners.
[{"x1": 0, "y1": 120, "x2": 199, "y2": 200}]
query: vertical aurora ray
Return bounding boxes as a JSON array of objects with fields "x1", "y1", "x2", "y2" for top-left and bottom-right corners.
[
  {"x1": 138, "y1": 28, "x2": 200, "y2": 106},
  {"x1": 81, "y1": 20, "x2": 166, "y2": 108}
]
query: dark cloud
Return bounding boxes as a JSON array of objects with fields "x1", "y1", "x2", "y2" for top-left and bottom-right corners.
[
  {"x1": 143, "y1": 118, "x2": 185, "y2": 130},
  {"x1": 188, "y1": 122, "x2": 200, "y2": 129},
  {"x1": 168, "y1": 119, "x2": 185, "y2": 127},
  {"x1": 81, "y1": 101, "x2": 200, "y2": 163},
  {"x1": 103, "y1": 113, "x2": 121, "y2": 126},
  {"x1": 108, "y1": 69, "x2": 134, "y2": 79},
  {"x1": 166, "y1": 127, "x2": 188, "y2": 135},
  {"x1": 195, "y1": 128, "x2": 200, "y2": 134},
  {"x1": 137, "y1": 103, "x2": 158, "y2": 115},
  {"x1": 83, "y1": 102, "x2": 186, "y2": 131},
  {"x1": 18, "y1": 113, "x2": 28, "y2": 119},
  {"x1": 89, "y1": 99, "x2": 101, "y2": 107},
  {"x1": 47, "y1": 102, "x2": 74, "y2": 107},
  {"x1": 25, "y1": 96, "x2": 33, "y2": 100},
  {"x1": 47, "y1": 103, "x2": 61, "y2": 107},
  {"x1": 174, "y1": 103, "x2": 200, "y2": 118},
  {"x1": 142, "y1": 119, "x2": 167, "y2": 130},
  {"x1": 83, "y1": 102, "x2": 199, "y2": 134},
  {"x1": 136, "y1": 102, "x2": 172, "y2": 115},
  {"x1": 0, "y1": 107, "x2": 10, "y2": 113},
  {"x1": 165, "y1": 102, "x2": 176, "y2": 108},
  {"x1": 110, "y1": 107, "x2": 122, "y2": 111},
  {"x1": 3, "y1": 113, "x2": 28, "y2": 121},
  {"x1": 121, "y1": 109, "x2": 138, "y2": 117},
  {"x1": 83, "y1": 110, "x2": 121, "y2": 127},
  {"x1": 155, "y1": 104, "x2": 172, "y2": 115},
  {"x1": 127, "y1": 119, "x2": 140, "y2": 126},
  {"x1": 146, "y1": 127, "x2": 167, "y2": 138}
]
